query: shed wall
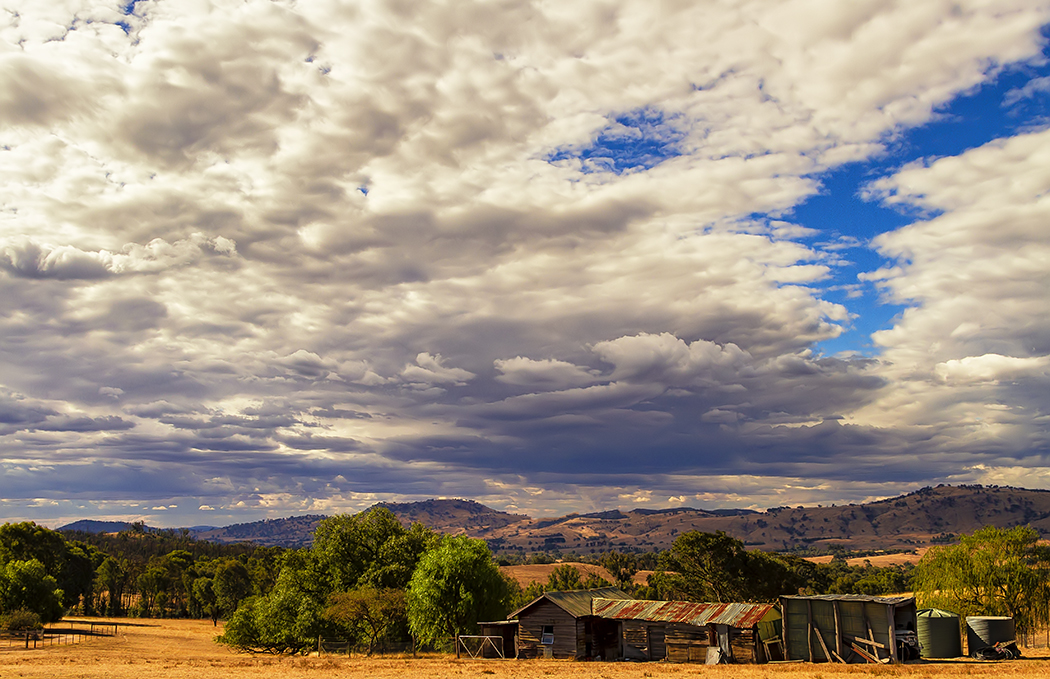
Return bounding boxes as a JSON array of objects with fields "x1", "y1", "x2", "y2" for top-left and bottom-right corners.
[{"x1": 517, "y1": 600, "x2": 579, "y2": 659}]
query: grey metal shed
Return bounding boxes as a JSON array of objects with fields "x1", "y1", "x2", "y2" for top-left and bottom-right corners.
[{"x1": 780, "y1": 594, "x2": 918, "y2": 663}]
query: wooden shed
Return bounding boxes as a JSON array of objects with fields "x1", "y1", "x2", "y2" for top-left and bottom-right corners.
[
  {"x1": 780, "y1": 594, "x2": 919, "y2": 663},
  {"x1": 592, "y1": 598, "x2": 779, "y2": 663},
  {"x1": 509, "y1": 587, "x2": 631, "y2": 659}
]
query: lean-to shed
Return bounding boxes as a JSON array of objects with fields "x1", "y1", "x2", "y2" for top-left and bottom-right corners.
[
  {"x1": 593, "y1": 598, "x2": 779, "y2": 663},
  {"x1": 780, "y1": 594, "x2": 918, "y2": 664},
  {"x1": 509, "y1": 587, "x2": 631, "y2": 659}
]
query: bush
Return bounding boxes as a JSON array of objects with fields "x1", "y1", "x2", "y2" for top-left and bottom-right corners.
[{"x1": 1, "y1": 609, "x2": 42, "y2": 631}]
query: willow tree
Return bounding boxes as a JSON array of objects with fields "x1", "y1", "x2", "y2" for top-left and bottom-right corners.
[
  {"x1": 406, "y1": 536, "x2": 512, "y2": 649},
  {"x1": 913, "y1": 526, "x2": 1050, "y2": 637}
]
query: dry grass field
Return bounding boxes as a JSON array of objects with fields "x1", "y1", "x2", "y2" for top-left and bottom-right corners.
[
  {"x1": 500, "y1": 563, "x2": 651, "y2": 587},
  {"x1": 2, "y1": 617, "x2": 1050, "y2": 679}
]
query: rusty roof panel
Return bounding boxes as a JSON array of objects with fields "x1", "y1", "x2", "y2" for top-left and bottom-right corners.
[
  {"x1": 593, "y1": 598, "x2": 775, "y2": 628},
  {"x1": 781, "y1": 594, "x2": 915, "y2": 606},
  {"x1": 509, "y1": 587, "x2": 631, "y2": 619}
]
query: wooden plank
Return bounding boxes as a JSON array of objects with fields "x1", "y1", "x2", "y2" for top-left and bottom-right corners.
[
  {"x1": 851, "y1": 643, "x2": 879, "y2": 664},
  {"x1": 833, "y1": 600, "x2": 843, "y2": 659},
  {"x1": 780, "y1": 598, "x2": 790, "y2": 661},
  {"x1": 887, "y1": 606, "x2": 897, "y2": 663},
  {"x1": 845, "y1": 634, "x2": 887, "y2": 650},
  {"x1": 807, "y1": 600, "x2": 815, "y2": 662},
  {"x1": 862, "y1": 607, "x2": 881, "y2": 661},
  {"x1": 812, "y1": 624, "x2": 833, "y2": 663}
]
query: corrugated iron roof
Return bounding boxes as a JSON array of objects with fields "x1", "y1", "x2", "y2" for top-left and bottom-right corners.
[
  {"x1": 509, "y1": 587, "x2": 631, "y2": 619},
  {"x1": 593, "y1": 598, "x2": 775, "y2": 628},
  {"x1": 781, "y1": 594, "x2": 915, "y2": 606}
]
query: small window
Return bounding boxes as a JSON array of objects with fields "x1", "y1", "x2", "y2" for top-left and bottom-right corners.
[{"x1": 541, "y1": 625, "x2": 554, "y2": 645}]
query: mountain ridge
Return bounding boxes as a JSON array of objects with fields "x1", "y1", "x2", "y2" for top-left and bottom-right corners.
[{"x1": 57, "y1": 484, "x2": 1050, "y2": 552}]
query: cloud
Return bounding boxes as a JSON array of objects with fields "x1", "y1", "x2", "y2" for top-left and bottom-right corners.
[
  {"x1": 0, "y1": 234, "x2": 237, "y2": 280},
  {"x1": 494, "y1": 357, "x2": 599, "y2": 389},
  {"x1": 935, "y1": 354, "x2": 1050, "y2": 385},
  {"x1": 0, "y1": 0, "x2": 1048, "y2": 523},
  {"x1": 401, "y1": 353, "x2": 476, "y2": 387}
]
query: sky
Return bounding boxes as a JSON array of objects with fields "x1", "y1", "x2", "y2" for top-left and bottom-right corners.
[{"x1": 2, "y1": 0, "x2": 1050, "y2": 528}]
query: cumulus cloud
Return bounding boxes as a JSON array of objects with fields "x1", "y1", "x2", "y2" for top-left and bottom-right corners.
[
  {"x1": 0, "y1": 0, "x2": 1048, "y2": 524},
  {"x1": 494, "y1": 357, "x2": 599, "y2": 389},
  {"x1": 0, "y1": 234, "x2": 237, "y2": 279},
  {"x1": 401, "y1": 353, "x2": 476, "y2": 388}
]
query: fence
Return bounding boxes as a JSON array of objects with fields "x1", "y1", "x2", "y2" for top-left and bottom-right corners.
[
  {"x1": 0, "y1": 622, "x2": 118, "y2": 651},
  {"x1": 317, "y1": 637, "x2": 415, "y2": 658},
  {"x1": 1016, "y1": 627, "x2": 1050, "y2": 650},
  {"x1": 456, "y1": 635, "x2": 506, "y2": 659}
]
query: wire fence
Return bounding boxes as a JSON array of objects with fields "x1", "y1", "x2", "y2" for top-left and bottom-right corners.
[
  {"x1": 1018, "y1": 627, "x2": 1050, "y2": 650},
  {"x1": 317, "y1": 637, "x2": 416, "y2": 658},
  {"x1": 0, "y1": 622, "x2": 118, "y2": 651}
]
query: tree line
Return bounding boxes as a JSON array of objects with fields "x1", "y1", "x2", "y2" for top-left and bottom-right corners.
[{"x1": 4, "y1": 510, "x2": 1046, "y2": 651}]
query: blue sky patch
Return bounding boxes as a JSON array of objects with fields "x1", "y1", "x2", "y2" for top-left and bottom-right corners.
[
  {"x1": 546, "y1": 108, "x2": 685, "y2": 174},
  {"x1": 790, "y1": 39, "x2": 1050, "y2": 357}
]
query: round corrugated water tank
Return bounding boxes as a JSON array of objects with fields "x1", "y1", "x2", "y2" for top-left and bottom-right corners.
[
  {"x1": 966, "y1": 616, "x2": 1015, "y2": 653},
  {"x1": 917, "y1": 608, "x2": 961, "y2": 658}
]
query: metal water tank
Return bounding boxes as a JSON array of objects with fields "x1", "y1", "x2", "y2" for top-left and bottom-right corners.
[
  {"x1": 966, "y1": 616, "x2": 1015, "y2": 653},
  {"x1": 917, "y1": 608, "x2": 961, "y2": 658}
]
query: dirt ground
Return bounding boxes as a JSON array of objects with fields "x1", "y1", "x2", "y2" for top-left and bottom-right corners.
[{"x1": 2, "y1": 618, "x2": 1050, "y2": 679}]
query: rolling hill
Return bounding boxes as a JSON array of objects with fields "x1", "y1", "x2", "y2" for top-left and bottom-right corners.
[{"x1": 58, "y1": 484, "x2": 1050, "y2": 553}]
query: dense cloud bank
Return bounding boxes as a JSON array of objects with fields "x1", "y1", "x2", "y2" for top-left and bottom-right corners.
[{"x1": 1, "y1": 0, "x2": 1049, "y2": 525}]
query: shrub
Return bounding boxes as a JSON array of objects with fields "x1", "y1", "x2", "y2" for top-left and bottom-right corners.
[{"x1": 1, "y1": 609, "x2": 42, "y2": 631}]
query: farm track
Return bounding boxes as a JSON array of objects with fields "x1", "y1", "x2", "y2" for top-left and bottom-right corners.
[{"x1": 2, "y1": 618, "x2": 1050, "y2": 679}]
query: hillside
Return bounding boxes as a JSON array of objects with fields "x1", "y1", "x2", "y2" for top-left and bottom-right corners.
[
  {"x1": 190, "y1": 514, "x2": 327, "y2": 547},
  {"x1": 57, "y1": 484, "x2": 1050, "y2": 553},
  {"x1": 60, "y1": 519, "x2": 136, "y2": 533},
  {"x1": 479, "y1": 484, "x2": 1050, "y2": 553},
  {"x1": 184, "y1": 500, "x2": 527, "y2": 547}
]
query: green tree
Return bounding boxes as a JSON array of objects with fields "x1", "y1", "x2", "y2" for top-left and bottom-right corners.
[
  {"x1": 96, "y1": 556, "x2": 130, "y2": 616},
  {"x1": 246, "y1": 546, "x2": 284, "y2": 596},
  {"x1": 0, "y1": 559, "x2": 64, "y2": 623},
  {"x1": 214, "y1": 559, "x2": 252, "y2": 616},
  {"x1": 61, "y1": 542, "x2": 101, "y2": 613},
  {"x1": 913, "y1": 525, "x2": 1050, "y2": 637},
  {"x1": 135, "y1": 566, "x2": 169, "y2": 617},
  {"x1": 655, "y1": 531, "x2": 799, "y2": 602},
  {"x1": 407, "y1": 536, "x2": 512, "y2": 649},
  {"x1": 0, "y1": 522, "x2": 100, "y2": 612},
  {"x1": 217, "y1": 549, "x2": 332, "y2": 654},
  {"x1": 312, "y1": 508, "x2": 407, "y2": 592},
  {"x1": 600, "y1": 552, "x2": 638, "y2": 591},
  {"x1": 192, "y1": 576, "x2": 220, "y2": 625},
  {"x1": 325, "y1": 587, "x2": 407, "y2": 654},
  {"x1": 217, "y1": 568, "x2": 332, "y2": 654},
  {"x1": 546, "y1": 564, "x2": 583, "y2": 591},
  {"x1": 0, "y1": 522, "x2": 66, "y2": 575}
]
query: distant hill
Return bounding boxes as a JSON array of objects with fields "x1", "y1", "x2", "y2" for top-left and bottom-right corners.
[
  {"x1": 478, "y1": 484, "x2": 1050, "y2": 553},
  {"x1": 377, "y1": 498, "x2": 528, "y2": 534},
  {"x1": 59, "y1": 519, "x2": 136, "y2": 533},
  {"x1": 56, "y1": 485, "x2": 1050, "y2": 553},
  {"x1": 191, "y1": 514, "x2": 327, "y2": 548}
]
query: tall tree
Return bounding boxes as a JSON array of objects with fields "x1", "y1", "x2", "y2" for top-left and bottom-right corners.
[
  {"x1": 599, "y1": 552, "x2": 638, "y2": 590},
  {"x1": 655, "y1": 530, "x2": 800, "y2": 602},
  {"x1": 325, "y1": 587, "x2": 407, "y2": 654},
  {"x1": 913, "y1": 525, "x2": 1050, "y2": 637},
  {"x1": 407, "y1": 536, "x2": 512, "y2": 649},
  {"x1": 96, "y1": 556, "x2": 130, "y2": 616},
  {"x1": 214, "y1": 558, "x2": 252, "y2": 616},
  {"x1": 312, "y1": 508, "x2": 407, "y2": 592},
  {"x1": 0, "y1": 559, "x2": 65, "y2": 623}
]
